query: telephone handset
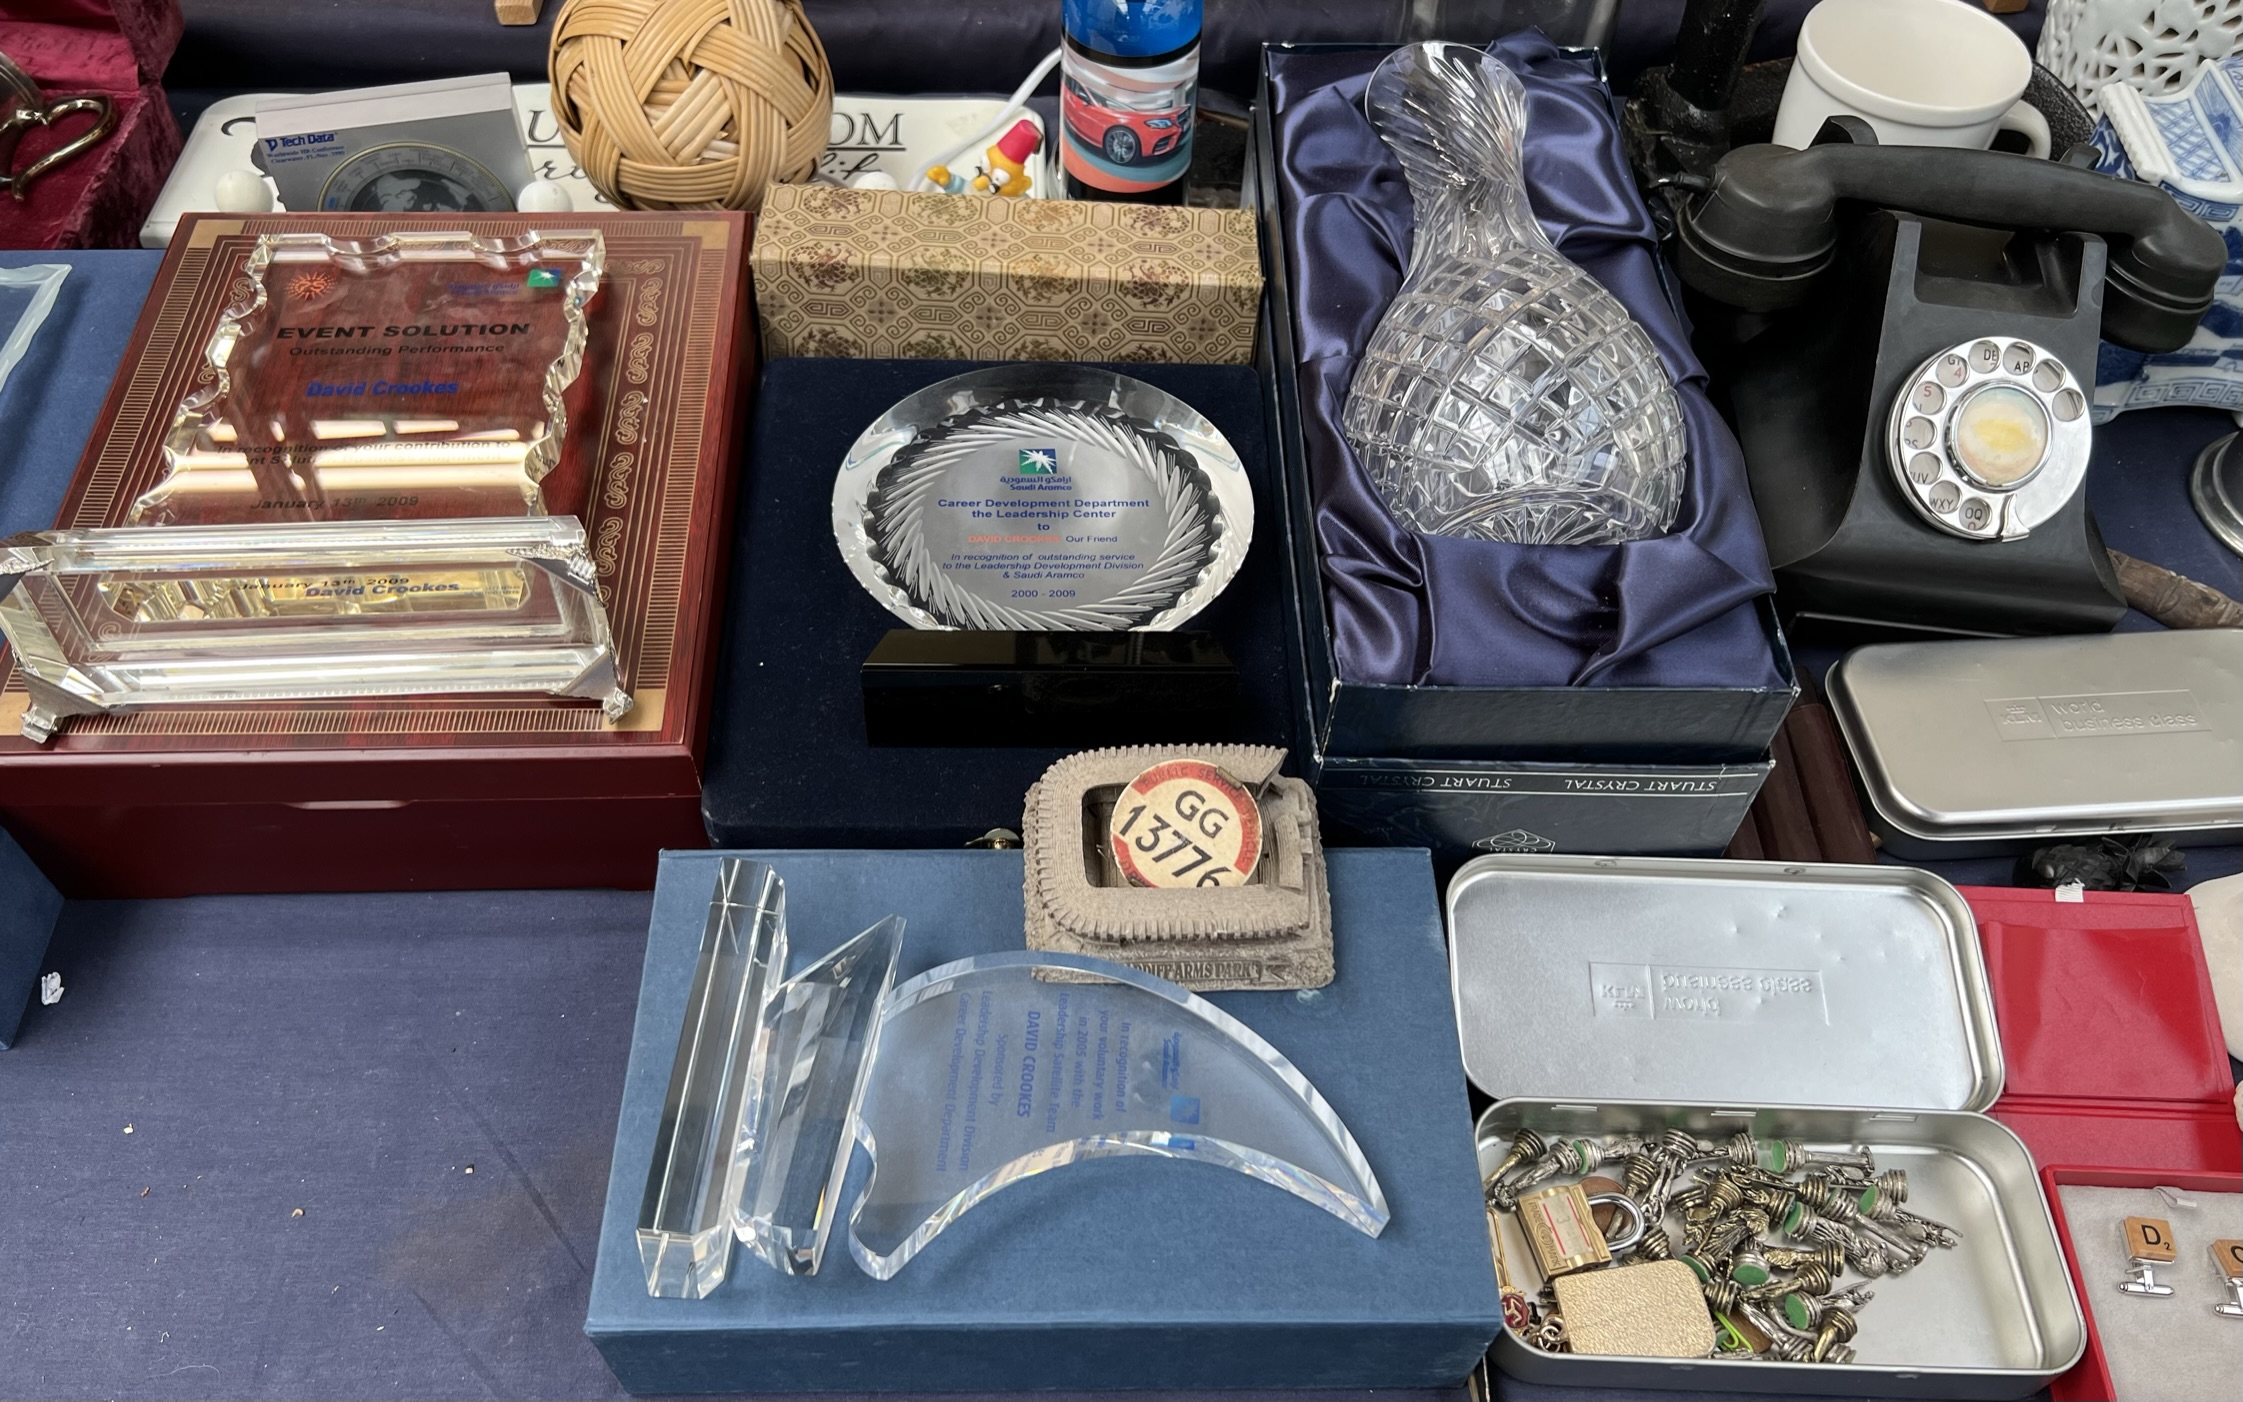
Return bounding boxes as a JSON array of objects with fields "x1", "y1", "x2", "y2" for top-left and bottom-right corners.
[
  {"x1": 1661, "y1": 128, "x2": 2226, "y2": 641},
  {"x1": 1673, "y1": 134, "x2": 2225, "y2": 347}
]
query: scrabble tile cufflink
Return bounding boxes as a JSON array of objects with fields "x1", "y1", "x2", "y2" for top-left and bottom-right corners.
[
  {"x1": 2214, "y1": 1239, "x2": 2243, "y2": 1320},
  {"x1": 2119, "y1": 1216, "x2": 2178, "y2": 1297}
]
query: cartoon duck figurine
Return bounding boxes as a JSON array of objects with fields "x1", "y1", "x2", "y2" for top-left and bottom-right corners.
[{"x1": 972, "y1": 119, "x2": 1042, "y2": 197}]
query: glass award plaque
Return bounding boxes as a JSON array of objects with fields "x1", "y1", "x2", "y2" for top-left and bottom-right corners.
[
  {"x1": 843, "y1": 951, "x2": 1388, "y2": 1280},
  {"x1": 673, "y1": 865, "x2": 1387, "y2": 1285},
  {"x1": 0, "y1": 230, "x2": 631, "y2": 742},
  {"x1": 733, "y1": 914, "x2": 906, "y2": 1277},
  {"x1": 142, "y1": 230, "x2": 601, "y2": 527},
  {"x1": 638, "y1": 858, "x2": 789, "y2": 1300},
  {"x1": 833, "y1": 366, "x2": 1254, "y2": 632}
]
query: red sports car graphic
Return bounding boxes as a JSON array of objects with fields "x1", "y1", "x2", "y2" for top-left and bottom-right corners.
[{"x1": 1062, "y1": 75, "x2": 1192, "y2": 168}]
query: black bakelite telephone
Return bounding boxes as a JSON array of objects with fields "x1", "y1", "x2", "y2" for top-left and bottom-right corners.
[{"x1": 1669, "y1": 122, "x2": 2226, "y2": 641}]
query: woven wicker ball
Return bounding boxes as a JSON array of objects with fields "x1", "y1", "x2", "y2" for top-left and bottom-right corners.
[{"x1": 550, "y1": 0, "x2": 833, "y2": 212}]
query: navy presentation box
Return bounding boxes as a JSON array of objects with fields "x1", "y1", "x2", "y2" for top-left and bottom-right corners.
[
  {"x1": 586, "y1": 847, "x2": 1500, "y2": 1392},
  {"x1": 1247, "y1": 47, "x2": 1790, "y2": 860},
  {"x1": 0, "y1": 827, "x2": 62, "y2": 1049}
]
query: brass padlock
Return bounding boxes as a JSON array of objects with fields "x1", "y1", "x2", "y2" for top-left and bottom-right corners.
[{"x1": 1516, "y1": 1181, "x2": 1646, "y2": 1278}]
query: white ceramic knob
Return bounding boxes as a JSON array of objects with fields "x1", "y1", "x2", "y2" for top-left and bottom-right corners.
[
  {"x1": 213, "y1": 169, "x2": 274, "y2": 213},
  {"x1": 845, "y1": 171, "x2": 899, "y2": 191},
  {"x1": 516, "y1": 179, "x2": 573, "y2": 212}
]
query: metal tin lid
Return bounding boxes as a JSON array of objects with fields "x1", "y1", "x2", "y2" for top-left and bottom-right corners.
[
  {"x1": 1446, "y1": 855, "x2": 2003, "y2": 1111},
  {"x1": 1829, "y1": 630, "x2": 2243, "y2": 844}
]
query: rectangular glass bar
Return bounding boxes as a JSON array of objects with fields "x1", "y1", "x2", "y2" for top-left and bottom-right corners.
[
  {"x1": 637, "y1": 858, "x2": 789, "y2": 1299},
  {"x1": 0, "y1": 516, "x2": 627, "y2": 742}
]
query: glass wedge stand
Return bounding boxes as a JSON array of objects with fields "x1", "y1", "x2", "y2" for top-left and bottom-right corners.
[
  {"x1": 637, "y1": 858, "x2": 789, "y2": 1299},
  {"x1": 1340, "y1": 42, "x2": 1686, "y2": 544},
  {"x1": 0, "y1": 263, "x2": 69, "y2": 403},
  {"x1": 844, "y1": 950, "x2": 1389, "y2": 1281},
  {"x1": 0, "y1": 516, "x2": 629, "y2": 742},
  {"x1": 733, "y1": 914, "x2": 906, "y2": 1277},
  {"x1": 142, "y1": 230, "x2": 603, "y2": 527}
]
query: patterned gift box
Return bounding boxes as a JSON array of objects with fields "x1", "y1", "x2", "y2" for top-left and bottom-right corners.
[{"x1": 749, "y1": 185, "x2": 1262, "y2": 363}]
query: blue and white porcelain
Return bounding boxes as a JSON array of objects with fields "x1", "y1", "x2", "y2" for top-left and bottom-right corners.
[{"x1": 2088, "y1": 55, "x2": 2242, "y2": 424}]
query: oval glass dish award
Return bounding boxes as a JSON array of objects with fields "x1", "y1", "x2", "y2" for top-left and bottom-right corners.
[{"x1": 834, "y1": 367, "x2": 1253, "y2": 633}]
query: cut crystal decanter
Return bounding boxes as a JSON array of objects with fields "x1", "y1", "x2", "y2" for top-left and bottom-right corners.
[{"x1": 1342, "y1": 42, "x2": 1687, "y2": 545}]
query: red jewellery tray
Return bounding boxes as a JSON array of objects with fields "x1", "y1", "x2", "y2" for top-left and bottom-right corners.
[
  {"x1": 2039, "y1": 1166, "x2": 2242, "y2": 1402},
  {"x1": 1964, "y1": 886, "x2": 2239, "y2": 1176}
]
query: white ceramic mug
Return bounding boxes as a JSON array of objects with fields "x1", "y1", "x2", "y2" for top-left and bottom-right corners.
[{"x1": 1774, "y1": 0, "x2": 2053, "y2": 157}]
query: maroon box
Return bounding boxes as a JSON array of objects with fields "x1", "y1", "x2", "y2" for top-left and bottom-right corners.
[
  {"x1": 0, "y1": 0, "x2": 183, "y2": 249},
  {"x1": 0, "y1": 212, "x2": 753, "y2": 896}
]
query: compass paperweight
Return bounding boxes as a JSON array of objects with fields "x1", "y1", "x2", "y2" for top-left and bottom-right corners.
[
  {"x1": 1341, "y1": 43, "x2": 1686, "y2": 545},
  {"x1": 0, "y1": 229, "x2": 631, "y2": 742},
  {"x1": 833, "y1": 366, "x2": 1253, "y2": 633}
]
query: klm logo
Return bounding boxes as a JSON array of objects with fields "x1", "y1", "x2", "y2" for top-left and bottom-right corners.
[{"x1": 1017, "y1": 448, "x2": 1058, "y2": 474}]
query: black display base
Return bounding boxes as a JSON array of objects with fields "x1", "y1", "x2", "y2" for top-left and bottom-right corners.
[{"x1": 862, "y1": 630, "x2": 1239, "y2": 747}]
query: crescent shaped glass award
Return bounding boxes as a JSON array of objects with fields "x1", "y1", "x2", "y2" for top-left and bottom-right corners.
[
  {"x1": 650, "y1": 864, "x2": 1389, "y2": 1290},
  {"x1": 842, "y1": 950, "x2": 1390, "y2": 1280}
]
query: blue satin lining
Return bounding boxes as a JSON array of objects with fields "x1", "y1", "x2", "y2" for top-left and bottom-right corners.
[{"x1": 1269, "y1": 35, "x2": 1784, "y2": 690}]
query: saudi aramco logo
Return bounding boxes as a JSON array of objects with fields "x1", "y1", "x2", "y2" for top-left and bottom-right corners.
[{"x1": 1017, "y1": 448, "x2": 1058, "y2": 474}]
